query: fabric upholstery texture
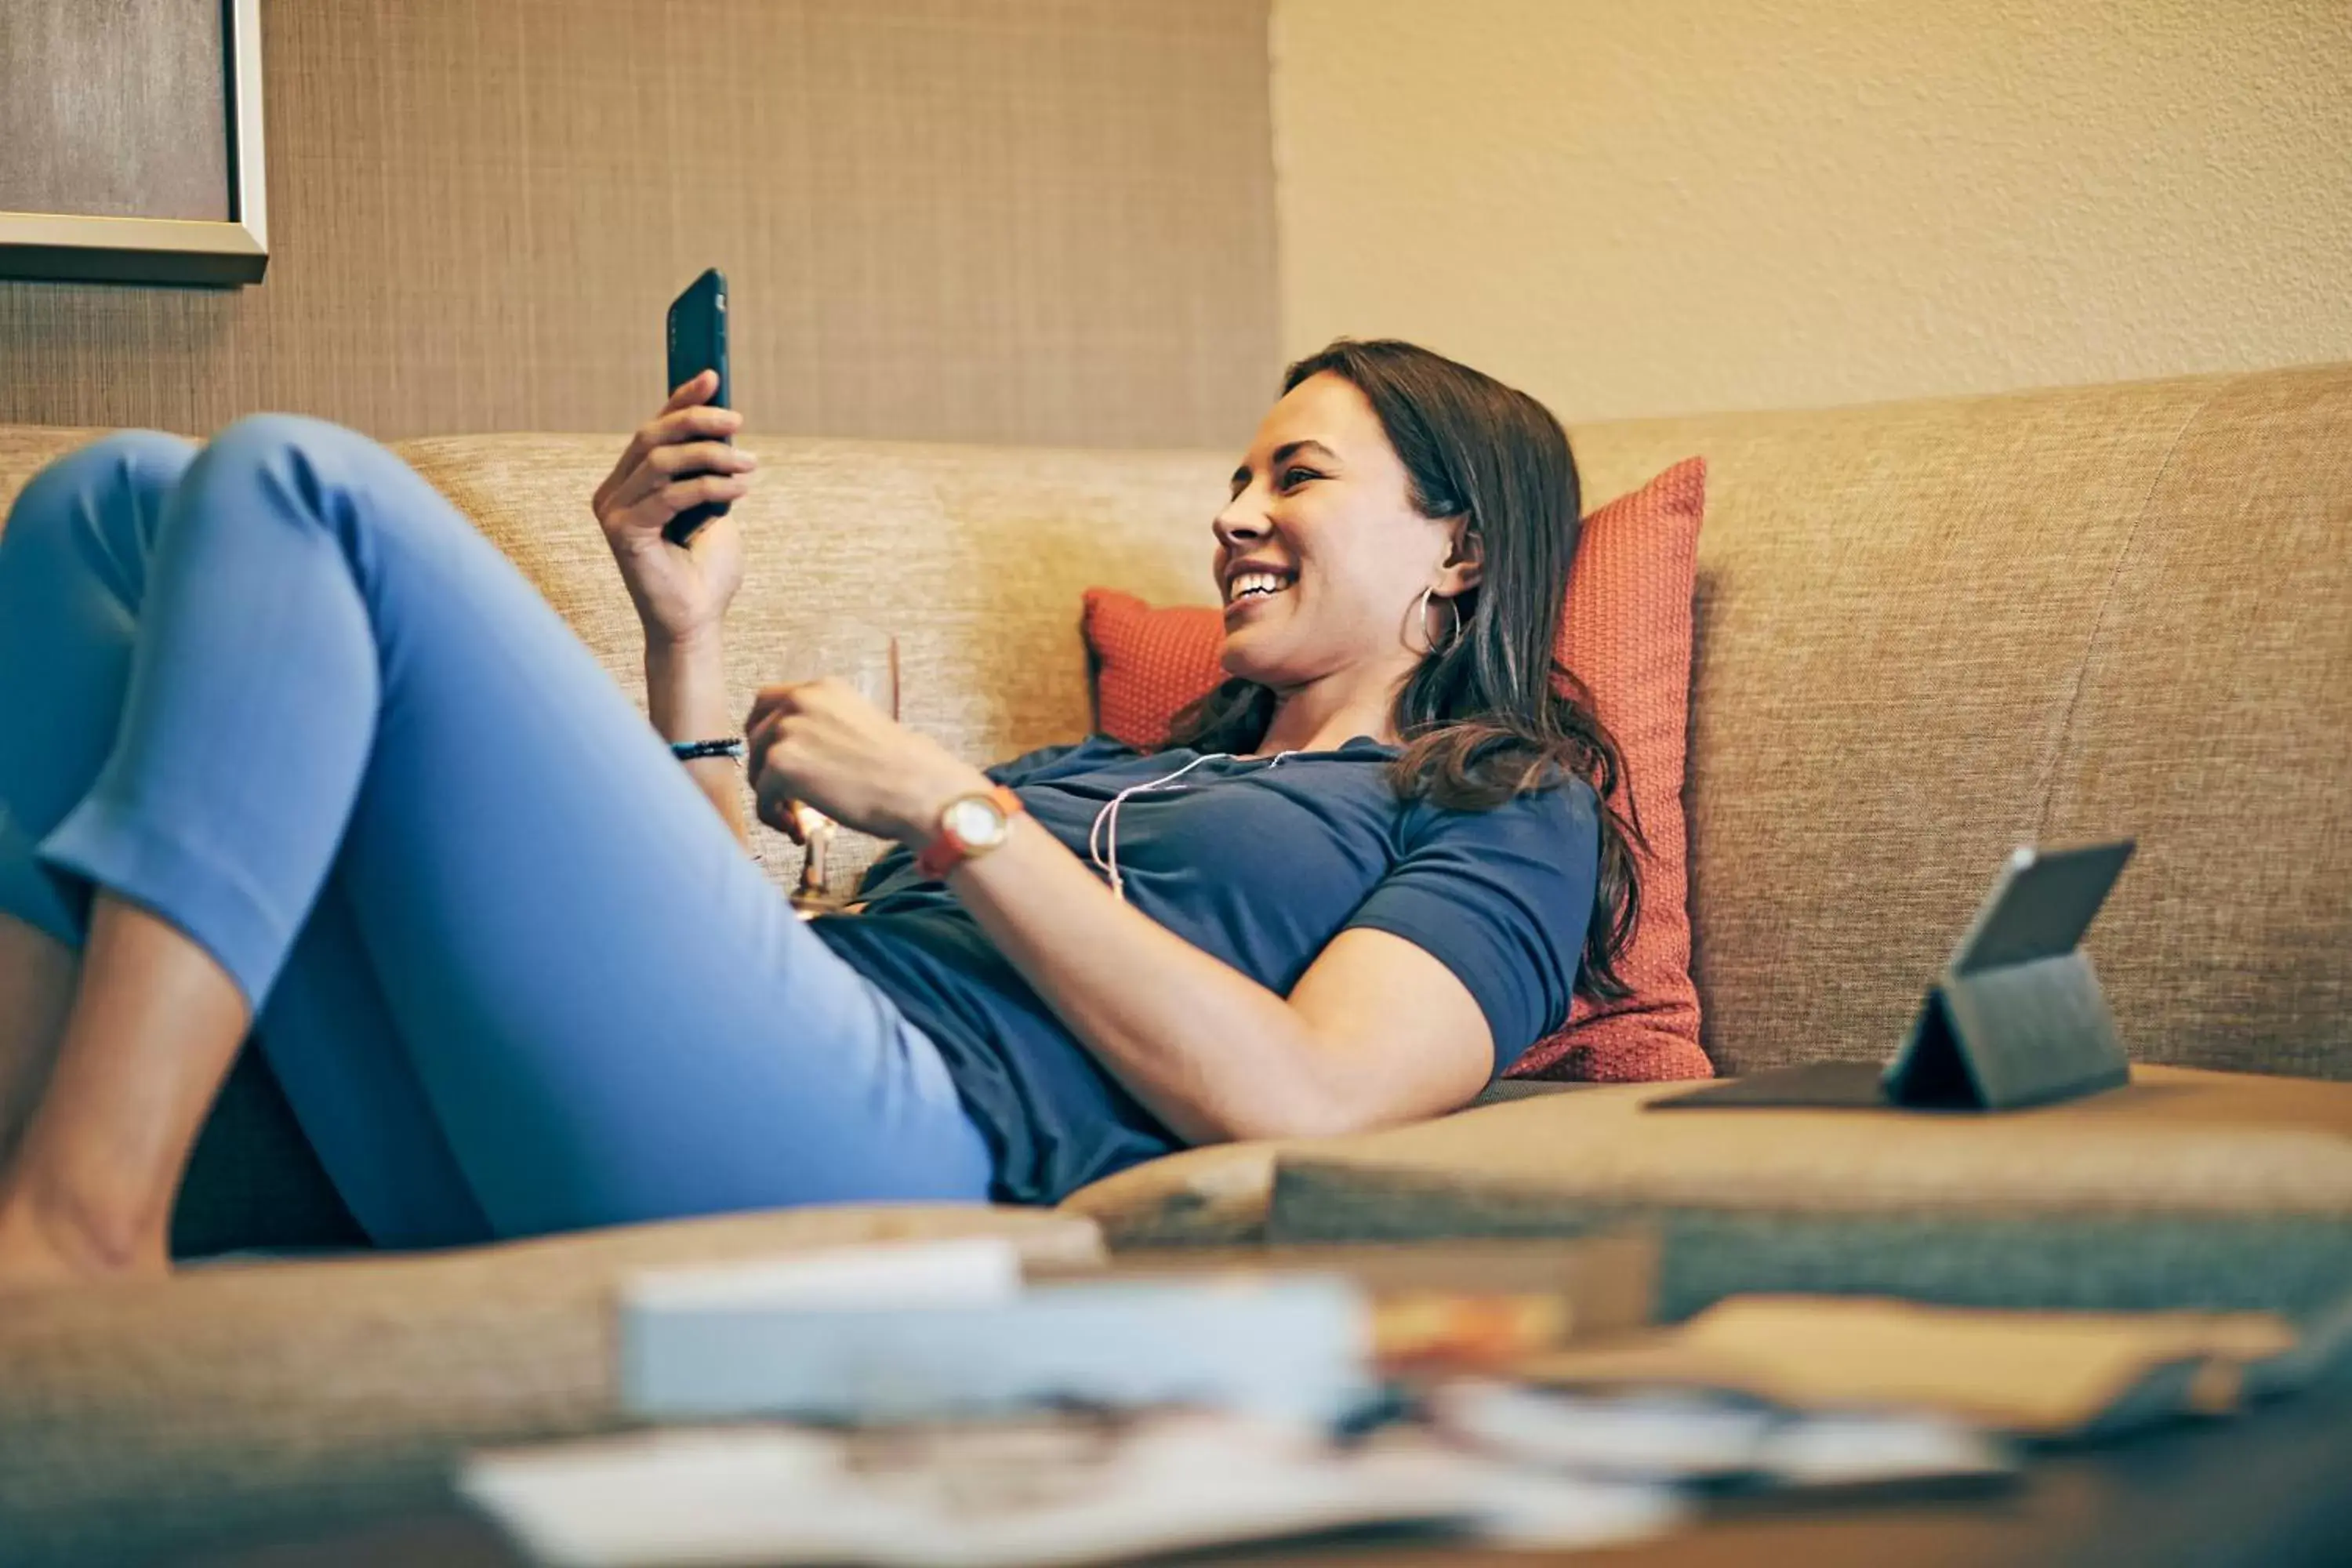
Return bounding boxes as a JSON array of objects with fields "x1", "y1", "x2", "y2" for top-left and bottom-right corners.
[
  {"x1": 1078, "y1": 461, "x2": 1715, "y2": 1083},
  {"x1": 1059, "y1": 1060, "x2": 2352, "y2": 1258},
  {"x1": 2034, "y1": 368, "x2": 2352, "y2": 1079},
  {"x1": 1265, "y1": 1065, "x2": 2352, "y2": 1319},
  {"x1": 0, "y1": 1207, "x2": 1101, "y2": 1566},
  {"x1": 1272, "y1": 1064, "x2": 2352, "y2": 1218}
]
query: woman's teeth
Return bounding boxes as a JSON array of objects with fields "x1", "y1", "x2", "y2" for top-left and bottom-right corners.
[{"x1": 1229, "y1": 570, "x2": 1294, "y2": 602}]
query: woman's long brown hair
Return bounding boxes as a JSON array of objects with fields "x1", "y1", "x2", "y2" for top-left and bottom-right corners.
[{"x1": 1168, "y1": 339, "x2": 1644, "y2": 1000}]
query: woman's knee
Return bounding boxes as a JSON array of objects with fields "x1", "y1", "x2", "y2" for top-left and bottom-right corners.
[
  {"x1": 199, "y1": 414, "x2": 401, "y2": 494},
  {"x1": 206, "y1": 412, "x2": 374, "y2": 466},
  {"x1": 3, "y1": 431, "x2": 197, "y2": 564},
  {"x1": 186, "y1": 416, "x2": 499, "y2": 582},
  {"x1": 183, "y1": 416, "x2": 422, "y2": 550}
]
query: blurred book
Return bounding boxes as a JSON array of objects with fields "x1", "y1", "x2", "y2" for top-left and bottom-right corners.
[
  {"x1": 622, "y1": 1271, "x2": 1375, "y2": 1425},
  {"x1": 619, "y1": 1235, "x2": 1664, "y2": 1427},
  {"x1": 1509, "y1": 1295, "x2": 2304, "y2": 1439},
  {"x1": 620, "y1": 1237, "x2": 1025, "y2": 1316},
  {"x1": 1056, "y1": 1236, "x2": 1660, "y2": 1376}
]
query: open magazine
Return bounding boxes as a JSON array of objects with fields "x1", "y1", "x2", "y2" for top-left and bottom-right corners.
[{"x1": 461, "y1": 1410, "x2": 1685, "y2": 1568}]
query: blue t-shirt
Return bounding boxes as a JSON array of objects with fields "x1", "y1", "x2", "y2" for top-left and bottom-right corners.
[{"x1": 810, "y1": 735, "x2": 1599, "y2": 1203}]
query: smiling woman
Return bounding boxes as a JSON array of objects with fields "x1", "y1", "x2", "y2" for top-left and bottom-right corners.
[
  {"x1": 0, "y1": 339, "x2": 1635, "y2": 1290},
  {"x1": 1181, "y1": 339, "x2": 1643, "y2": 1000}
]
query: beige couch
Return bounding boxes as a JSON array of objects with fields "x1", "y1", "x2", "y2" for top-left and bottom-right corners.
[{"x1": 2, "y1": 361, "x2": 2348, "y2": 1562}]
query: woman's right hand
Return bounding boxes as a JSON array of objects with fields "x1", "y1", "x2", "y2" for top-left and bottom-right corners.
[{"x1": 592, "y1": 372, "x2": 758, "y2": 648}]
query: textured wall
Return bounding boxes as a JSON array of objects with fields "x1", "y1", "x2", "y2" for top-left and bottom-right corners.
[
  {"x1": 0, "y1": 0, "x2": 1277, "y2": 448},
  {"x1": 1272, "y1": 0, "x2": 2352, "y2": 422}
]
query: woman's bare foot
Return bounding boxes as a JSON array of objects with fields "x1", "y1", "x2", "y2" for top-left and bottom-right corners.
[{"x1": 0, "y1": 1182, "x2": 170, "y2": 1292}]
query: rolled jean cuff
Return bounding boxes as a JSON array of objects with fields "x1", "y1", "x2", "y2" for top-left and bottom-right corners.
[
  {"x1": 0, "y1": 804, "x2": 85, "y2": 947},
  {"x1": 37, "y1": 793, "x2": 296, "y2": 1008}
]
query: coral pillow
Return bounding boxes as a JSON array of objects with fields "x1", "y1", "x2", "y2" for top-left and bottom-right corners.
[
  {"x1": 1080, "y1": 459, "x2": 1712, "y2": 1083},
  {"x1": 1081, "y1": 590, "x2": 1227, "y2": 750}
]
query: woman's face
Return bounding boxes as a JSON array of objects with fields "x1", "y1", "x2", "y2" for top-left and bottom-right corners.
[{"x1": 1214, "y1": 372, "x2": 1461, "y2": 690}]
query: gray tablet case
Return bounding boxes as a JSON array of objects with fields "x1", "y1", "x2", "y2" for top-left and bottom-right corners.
[{"x1": 1657, "y1": 841, "x2": 2136, "y2": 1113}]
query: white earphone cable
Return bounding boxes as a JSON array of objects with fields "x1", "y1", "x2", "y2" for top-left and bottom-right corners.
[{"x1": 1088, "y1": 750, "x2": 1298, "y2": 901}]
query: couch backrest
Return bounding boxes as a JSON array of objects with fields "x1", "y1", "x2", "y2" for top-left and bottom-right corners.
[
  {"x1": 389, "y1": 433, "x2": 1225, "y2": 768},
  {"x1": 1565, "y1": 363, "x2": 2351, "y2": 1079},
  {"x1": 3, "y1": 362, "x2": 2346, "y2": 1081}
]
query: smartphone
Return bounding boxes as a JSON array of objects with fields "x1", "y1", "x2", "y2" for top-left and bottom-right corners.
[{"x1": 662, "y1": 267, "x2": 731, "y2": 546}]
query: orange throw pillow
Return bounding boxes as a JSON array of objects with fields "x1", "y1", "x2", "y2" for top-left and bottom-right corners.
[
  {"x1": 1081, "y1": 589, "x2": 1226, "y2": 750},
  {"x1": 1534, "y1": 459, "x2": 1710, "y2": 1081},
  {"x1": 1079, "y1": 459, "x2": 1712, "y2": 1083}
]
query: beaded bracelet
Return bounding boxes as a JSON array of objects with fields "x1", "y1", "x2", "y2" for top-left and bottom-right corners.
[{"x1": 670, "y1": 738, "x2": 746, "y2": 763}]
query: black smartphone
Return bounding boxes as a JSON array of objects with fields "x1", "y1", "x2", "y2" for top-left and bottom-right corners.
[{"x1": 662, "y1": 267, "x2": 731, "y2": 546}]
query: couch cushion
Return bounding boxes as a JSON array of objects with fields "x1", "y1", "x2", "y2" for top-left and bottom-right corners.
[
  {"x1": 0, "y1": 1206, "x2": 1101, "y2": 1566},
  {"x1": 1061, "y1": 1135, "x2": 1289, "y2": 1249},
  {"x1": 1563, "y1": 363, "x2": 2352, "y2": 1077},
  {"x1": 1059, "y1": 1080, "x2": 1598, "y2": 1249},
  {"x1": 1263, "y1": 1065, "x2": 2352, "y2": 1320},
  {"x1": 2036, "y1": 366, "x2": 2352, "y2": 1079}
]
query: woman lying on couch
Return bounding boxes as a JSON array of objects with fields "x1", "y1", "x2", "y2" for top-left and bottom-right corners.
[{"x1": 0, "y1": 339, "x2": 1640, "y2": 1287}]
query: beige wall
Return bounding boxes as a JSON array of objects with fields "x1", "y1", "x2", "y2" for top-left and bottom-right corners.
[
  {"x1": 0, "y1": 0, "x2": 1277, "y2": 448},
  {"x1": 1272, "y1": 0, "x2": 2352, "y2": 423}
]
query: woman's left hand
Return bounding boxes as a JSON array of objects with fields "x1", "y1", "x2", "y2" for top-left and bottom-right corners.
[{"x1": 745, "y1": 680, "x2": 990, "y2": 844}]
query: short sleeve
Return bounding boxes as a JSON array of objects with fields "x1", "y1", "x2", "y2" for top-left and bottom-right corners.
[{"x1": 1343, "y1": 782, "x2": 1601, "y2": 1072}]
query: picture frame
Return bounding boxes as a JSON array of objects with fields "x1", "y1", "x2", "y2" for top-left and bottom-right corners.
[{"x1": 0, "y1": 0, "x2": 268, "y2": 287}]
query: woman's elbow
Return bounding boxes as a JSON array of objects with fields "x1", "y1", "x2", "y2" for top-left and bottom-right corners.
[
  {"x1": 1170, "y1": 1026, "x2": 1485, "y2": 1145},
  {"x1": 1197, "y1": 1080, "x2": 1398, "y2": 1145}
]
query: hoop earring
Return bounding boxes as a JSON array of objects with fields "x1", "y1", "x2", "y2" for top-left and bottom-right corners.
[{"x1": 1417, "y1": 585, "x2": 1463, "y2": 655}]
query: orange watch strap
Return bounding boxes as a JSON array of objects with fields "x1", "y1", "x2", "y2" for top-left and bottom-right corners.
[{"x1": 914, "y1": 786, "x2": 1025, "y2": 880}]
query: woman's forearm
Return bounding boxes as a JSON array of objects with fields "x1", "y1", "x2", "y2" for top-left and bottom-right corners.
[
  {"x1": 740, "y1": 688, "x2": 1372, "y2": 1143},
  {"x1": 645, "y1": 633, "x2": 748, "y2": 847},
  {"x1": 941, "y1": 812, "x2": 1355, "y2": 1144}
]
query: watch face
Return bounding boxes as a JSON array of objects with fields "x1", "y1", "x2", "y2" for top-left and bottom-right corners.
[{"x1": 944, "y1": 794, "x2": 1007, "y2": 849}]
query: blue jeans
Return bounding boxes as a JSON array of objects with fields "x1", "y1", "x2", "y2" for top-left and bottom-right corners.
[{"x1": 0, "y1": 419, "x2": 993, "y2": 1248}]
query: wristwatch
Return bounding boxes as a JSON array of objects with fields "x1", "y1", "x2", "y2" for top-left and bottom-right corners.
[{"x1": 914, "y1": 786, "x2": 1026, "y2": 880}]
